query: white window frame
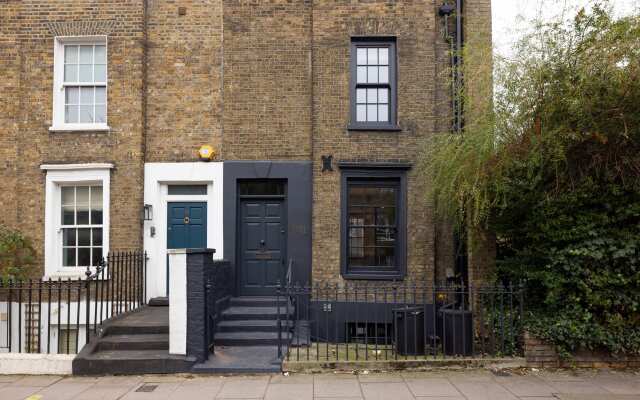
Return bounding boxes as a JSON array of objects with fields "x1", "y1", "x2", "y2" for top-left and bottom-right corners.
[
  {"x1": 42, "y1": 164, "x2": 112, "y2": 278},
  {"x1": 50, "y1": 36, "x2": 110, "y2": 132}
]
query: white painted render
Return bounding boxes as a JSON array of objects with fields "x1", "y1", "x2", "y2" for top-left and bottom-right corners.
[
  {"x1": 143, "y1": 162, "x2": 224, "y2": 300},
  {"x1": 0, "y1": 353, "x2": 74, "y2": 375},
  {"x1": 42, "y1": 164, "x2": 111, "y2": 278},
  {"x1": 168, "y1": 250, "x2": 187, "y2": 356}
]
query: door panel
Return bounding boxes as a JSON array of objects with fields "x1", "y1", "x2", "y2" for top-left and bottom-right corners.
[
  {"x1": 167, "y1": 202, "x2": 207, "y2": 294},
  {"x1": 239, "y1": 200, "x2": 286, "y2": 296}
]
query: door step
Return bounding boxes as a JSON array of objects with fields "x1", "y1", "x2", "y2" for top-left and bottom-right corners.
[
  {"x1": 148, "y1": 297, "x2": 169, "y2": 307},
  {"x1": 214, "y1": 331, "x2": 292, "y2": 346}
]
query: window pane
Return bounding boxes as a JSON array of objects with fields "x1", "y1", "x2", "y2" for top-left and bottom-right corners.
[
  {"x1": 367, "y1": 104, "x2": 377, "y2": 121},
  {"x1": 356, "y1": 88, "x2": 366, "y2": 104},
  {"x1": 62, "y1": 205, "x2": 75, "y2": 225},
  {"x1": 357, "y1": 66, "x2": 367, "y2": 83},
  {"x1": 78, "y1": 248, "x2": 91, "y2": 267},
  {"x1": 58, "y1": 329, "x2": 78, "y2": 354},
  {"x1": 65, "y1": 106, "x2": 79, "y2": 123},
  {"x1": 91, "y1": 186, "x2": 102, "y2": 207},
  {"x1": 94, "y1": 64, "x2": 106, "y2": 82},
  {"x1": 367, "y1": 66, "x2": 378, "y2": 83},
  {"x1": 77, "y1": 204, "x2": 89, "y2": 225},
  {"x1": 92, "y1": 247, "x2": 103, "y2": 267},
  {"x1": 64, "y1": 45, "x2": 78, "y2": 64},
  {"x1": 95, "y1": 87, "x2": 106, "y2": 104},
  {"x1": 78, "y1": 228, "x2": 91, "y2": 246},
  {"x1": 65, "y1": 87, "x2": 79, "y2": 104},
  {"x1": 76, "y1": 186, "x2": 89, "y2": 204},
  {"x1": 79, "y1": 45, "x2": 93, "y2": 64},
  {"x1": 80, "y1": 87, "x2": 94, "y2": 104},
  {"x1": 61, "y1": 187, "x2": 74, "y2": 205},
  {"x1": 64, "y1": 65, "x2": 78, "y2": 82},
  {"x1": 347, "y1": 180, "x2": 400, "y2": 270},
  {"x1": 94, "y1": 45, "x2": 106, "y2": 64},
  {"x1": 94, "y1": 105, "x2": 106, "y2": 123},
  {"x1": 92, "y1": 228, "x2": 103, "y2": 246},
  {"x1": 379, "y1": 66, "x2": 389, "y2": 83},
  {"x1": 357, "y1": 48, "x2": 367, "y2": 65},
  {"x1": 379, "y1": 48, "x2": 389, "y2": 65},
  {"x1": 378, "y1": 88, "x2": 388, "y2": 104},
  {"x1": 367, "y1": 88, "x2": 377, "y2": 104},
  {"x1": 367, "y1": 48, "x2": 378, "y2": 65},
  {"x1": 356, "y1": 105, "x2": 366, "y2": 122},
  {"x1": 79, "y1": 65, "x2": 93, "y2": 82},
  {"x1": 349, "y1": 185, "x2": 397, "y2": 207},
  {"x1": 378, "y1": 104, "x2": 388, "y2": 122},
  {"x1": 63, "y1": 248, "x2": 76, "y2": 267},
  {"x1": 79, "y1": 105, "x2": 94, "y2": 123},
  {"x1": 63, "y1": 228, "x2": 76, "y2": 246},
  {"x1": 238, "y1": 181, "x2": 285, "y2": 196},
  {"x1": 167, "y1": 185, "x2": 208, "y2": 195}
]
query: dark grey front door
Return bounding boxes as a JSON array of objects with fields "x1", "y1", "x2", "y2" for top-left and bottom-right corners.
[{"x1": 239, "y1": 199, "x2": 286, "y2": 296}]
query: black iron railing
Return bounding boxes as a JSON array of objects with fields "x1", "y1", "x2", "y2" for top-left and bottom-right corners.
[
  {"x1": 276, "y1": 282, "x2": 524, "y2": 362},
  {"x1": 0, "y1": 250, "x2": 146, "y2": 354}
]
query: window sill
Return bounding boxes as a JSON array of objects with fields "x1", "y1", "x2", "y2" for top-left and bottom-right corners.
[
  {"x1": 347, "y1": 124, "x2": 402, "y2": 132},
  {"x1": 342, "y1": 271, "x2": 405, "y2": 281},
  {"x1": 44, "y1": 268, "x2": 106, "y2": 280},
  {"x1": 49, "y1": 124, "x2": 111, "y2": 133}
]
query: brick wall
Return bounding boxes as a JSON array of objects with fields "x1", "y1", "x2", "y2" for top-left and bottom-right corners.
[
  {"x1": 145, "y1": 0, "x2": 224, "y2": 162},
  {"x1": 0, "y1": 0, "x2": 493, "y2": 282},
  {"x1": 0, "y1": 1, "x2": 146, "y2": 271},
  {"x1": 524, "y1": 332, "x2": 640, "y2": 368}
]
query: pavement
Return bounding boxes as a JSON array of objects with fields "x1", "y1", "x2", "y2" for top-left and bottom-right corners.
[{"x1": 0, "y1": 369, "x2": 639, "y2": 400}]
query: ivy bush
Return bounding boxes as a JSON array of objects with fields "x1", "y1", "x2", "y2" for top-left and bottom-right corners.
[
  {"x1": 422, "y1": 4, "x2": 640, "y2": 356},
  {"x1": 0, "y1": 225, "x2": 36, "y2": 281}
]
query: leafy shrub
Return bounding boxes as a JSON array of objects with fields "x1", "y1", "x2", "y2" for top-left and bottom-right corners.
[
  {"x1": 422, "y1": 5, "x2": 640, "y2": 356},
  {"x1": 0, "y1": 225, "x2": 36, "y2": 281}
]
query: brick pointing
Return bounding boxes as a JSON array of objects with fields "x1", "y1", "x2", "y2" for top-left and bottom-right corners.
[{"x1": 0, "y1": 0, "x2": 493, "y2": 284}]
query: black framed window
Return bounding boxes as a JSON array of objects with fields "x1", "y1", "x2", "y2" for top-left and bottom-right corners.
[
  {"x1": 349, "y1": 38, "x2": 399, "y2": 131},
  {"x1": 340, "y1": 164, "x2": 408, "y2": 279}
]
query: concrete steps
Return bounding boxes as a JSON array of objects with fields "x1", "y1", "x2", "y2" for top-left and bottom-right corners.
[
  {"x1": 214, "y1": 297, "x2": 292, "y2": 348},
  {"x1": 73, "y1": 306, "x2": 196, "y2": 375}
]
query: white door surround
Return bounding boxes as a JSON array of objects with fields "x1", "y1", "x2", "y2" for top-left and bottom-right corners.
[{"x1": 143, "y1": 162, "x2": 224, "y2": 300}]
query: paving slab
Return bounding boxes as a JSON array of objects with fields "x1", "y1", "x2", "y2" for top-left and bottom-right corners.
[
  {"x1": 11, "y1": 374, "x2": 63, "y2": 387},
  {"x1": 361, "y1": 382, "x2": 414, "y2": 400},
  {"x1": 556, "y1": 395, "x2": 640, "y2": 400},
  {"x1": 270, "y1": 373, "x2": 314, "y2": 384},
  {"x1": 314, "y1": 377, "x2": 362, "y2": 398},
  {"x1": 0, "y1": 375, "x2": 23, "y2": 383},
  {"x1": 494, "y1": 375, "x2": 557, "y2": 397},
  {"x1": 73, "y1": 384, "x2": 134, "y2": 400},
  {"x1": 120, "y1": 382, "x2": 181, "y2": 400},
  {"x1": 405, "y1": 377, "x2": 463, "y2": 397},
  {"x1": 0, "y1": 385, "x2": 42, "y2": 400},
  {"x1": 216, "y1": 378, "x2": 269, "y2": 399},
  {"x1": 452, "y1": 380, "x2": 519, "y2": 400},
  {"x1": 547, "y1": 379, "x2": 612, "y2": 395},
  {"x1": 357, "y1": 373, "x2": 404, "y2": 383},
  {"x1": 264, "y1": 383, "x2": 313, "y2": 400},
  {"x1": 36, "y1": 381, "x2": 97, "y2": 400}
]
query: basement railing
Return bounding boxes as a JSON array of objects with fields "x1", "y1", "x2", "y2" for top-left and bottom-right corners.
[
  {"x1": 276, "y1": 281, "x2": 525, "y2": 362},
  {"x1": 0, "y1": 250, "x2": 147, "y2": 354}
]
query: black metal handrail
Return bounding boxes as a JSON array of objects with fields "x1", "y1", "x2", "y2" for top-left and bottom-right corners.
[
  {"x1": 0, "y1": 250, "x2": 146, "y2": 354},
  {"x1": 276, "y1": 281, "x2": 525, "y2": 362}
]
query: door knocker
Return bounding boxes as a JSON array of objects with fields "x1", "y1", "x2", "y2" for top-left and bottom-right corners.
[{"x1": 183, "y1": 216, "x2": 190, "y2": 224}]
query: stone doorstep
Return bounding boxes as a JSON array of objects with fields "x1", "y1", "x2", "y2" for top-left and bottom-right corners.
[{"x1": 282, "y1": 357, "x2": 526, "y2": 373}]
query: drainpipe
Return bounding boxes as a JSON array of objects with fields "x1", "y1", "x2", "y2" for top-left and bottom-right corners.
[{"x1": 438, "y1": 1, "x2": 464, "y2": 135}]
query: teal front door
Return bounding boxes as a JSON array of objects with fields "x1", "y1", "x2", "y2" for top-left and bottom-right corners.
[{"x1": 167, "y1": 202, "x2": 207, "y2": 294}]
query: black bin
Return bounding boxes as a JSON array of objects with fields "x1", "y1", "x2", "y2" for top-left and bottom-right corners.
[
  {"x1": 393, "y1": 306, "x2": 425, "y2": 356},
  {"x1": 441, "y1": 309, "x2": 473, "y2": 356}
]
